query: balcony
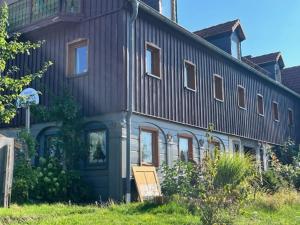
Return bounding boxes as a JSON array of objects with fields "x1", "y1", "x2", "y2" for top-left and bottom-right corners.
[{"x1": 8, "y1": 0, "x2": 83, "y2": 33}]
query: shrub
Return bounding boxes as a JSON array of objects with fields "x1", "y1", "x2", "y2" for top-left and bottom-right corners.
[
  {"x1": 161, "y1": 161, "x2": 201, "y2": 198},
  {"x1": 161, "y1": 152, "x2": 257, "y2": 225},
  {"x1": 11, "y1": 154, "x2": 38, "y2": 203},
  {"x1": 32, "y1": 157, "x2": 91, "y2": 203}
]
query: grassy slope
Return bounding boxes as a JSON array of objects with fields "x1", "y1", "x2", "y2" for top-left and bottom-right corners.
[{"x1": 0, "y1": 201, "x2": 299, "y2": 225}]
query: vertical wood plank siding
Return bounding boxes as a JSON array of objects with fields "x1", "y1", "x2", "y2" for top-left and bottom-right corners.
[
  {"x1": 133, "y1": 12, "x2": 300, "y2": 145},
  {"x1": 4, "y1": 0, "x2": 127, "y2": 127}
]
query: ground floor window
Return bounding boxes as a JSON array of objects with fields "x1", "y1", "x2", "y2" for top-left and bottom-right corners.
[
  {"x1": 140, "y1": 127, "x2": 159, "y2": 167},
  {"x1": 178, "y1": 135, "x2": 193, "y2": 162},
  {"x1": 87, "y1": 130, "x2": 107, "y2": 165},
  {"x1": 233, "y1": 141, "x2": 241, "y2": 154}
]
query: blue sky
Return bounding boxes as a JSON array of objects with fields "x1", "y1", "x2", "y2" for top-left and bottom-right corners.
[{"x1": 177, "y1": 0, "x2": 300, "y2": 67}]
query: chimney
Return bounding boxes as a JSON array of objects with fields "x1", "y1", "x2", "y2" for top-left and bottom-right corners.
[{"x1": 142, "y1": 0, "x2": 178, "y2": 23}]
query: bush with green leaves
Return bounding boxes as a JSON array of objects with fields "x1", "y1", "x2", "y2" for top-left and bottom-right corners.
[
  {"x1": 161, "y1": 152, "x2": 257, "y2": 225},
  {"x1": 33, "y1": 157, "x2": 90, "y2": 203},
  {"x1": 11, "y1": 154, "x2": 38, "y2": 203},
  {"x1": 161, "y1": 161, "x2": 201, "y2": 198}
]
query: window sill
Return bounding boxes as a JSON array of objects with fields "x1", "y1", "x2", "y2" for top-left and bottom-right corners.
[
  {"x1": 257, "y1": 113, "x2": 264, "y2": 117},
  {"x1": 238, "y1": 106, "x2": 247, "y2": 110},
  {"x1": 145, "y1": 72, "x2": 161, "y2": 80},
  {"x1": 184, "y1": 86, "x2": 196, "y2": 92},
  {"x1": 274, "y1": 119, "x2": 280, "y2": 123},
  {"x1": 67, "y1": 72, "x2": 89, "y2": 78},
  {"x1": 214, "y1": 97, "x2": 224, "y2": 103}
]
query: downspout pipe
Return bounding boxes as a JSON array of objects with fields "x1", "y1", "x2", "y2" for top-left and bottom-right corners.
[{"x1": 126, "y1": 0, "x2": 139, "y2": 203}]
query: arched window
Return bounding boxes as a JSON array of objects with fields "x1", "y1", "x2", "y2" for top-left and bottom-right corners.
[
  {"x1": 37, "y1": 127, "x2": 62, "y2": 161},
  {"x1": 84, "y1": 122, "x2": 108, "y2": 168}
]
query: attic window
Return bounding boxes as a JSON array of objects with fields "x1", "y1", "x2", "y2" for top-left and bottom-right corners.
[
  {"x1": 275, "y1": 64, "x2": 282, "y2": 83},
  {"x1": 231, "y1": 33, "x2": 241, "y2": 59},
  {"x1": 257, "y1": 94, "x2": 264, "y2": 116},
  {"x1": 161, "y1": 0, "x2": 172, "y2": 19}
]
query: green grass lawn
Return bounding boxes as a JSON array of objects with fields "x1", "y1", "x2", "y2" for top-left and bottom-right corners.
[{"x1": 0, "y1": 201, "x2": 299, "y2": 225}]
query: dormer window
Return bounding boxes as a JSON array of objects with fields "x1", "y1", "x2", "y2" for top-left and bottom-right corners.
[
  {"x1": 275, "y1": 64, "x2": 282, "y2": 83},
  {"x1": 231, "y1": 32, "x2": 241, "y2": 60}
]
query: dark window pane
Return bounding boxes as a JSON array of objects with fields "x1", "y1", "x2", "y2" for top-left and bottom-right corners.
[
  {"x1": 185, "y1": 62, "x2": 196, "y2": 90},
  {"x1": 214, "y1": 75, "x2": 224, "y2": 101},
  {"x1": 272, "y1": 102, "x2": 279, "y2": 121},
  {"x1": 288, "y1": 109, "x2": 294, "y2": 126},
  {"x1": 146, "y1": 44, "x2": 160, "y2": 77},
  {"x1": 257, "y1": 95, "x2": 264, "y2": 115},
  {"x1": 238, "y1": 86, "x2": 245, "y2": 108}
]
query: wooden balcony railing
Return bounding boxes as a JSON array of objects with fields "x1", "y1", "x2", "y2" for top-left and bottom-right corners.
[{"x1": 8, "y1": 0, "x2": 82, "y2": 32}]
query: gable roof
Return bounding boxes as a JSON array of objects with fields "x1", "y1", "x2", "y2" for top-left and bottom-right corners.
[
  {"x1": 245, "y1": 52, "x2": 285, "y2": 68},
  {"x1": 194, "y1": 19, "x2": 246, "y2": 41},
  {"x1": 282, "y1": 66, "x2": 300, "y2": 94}
]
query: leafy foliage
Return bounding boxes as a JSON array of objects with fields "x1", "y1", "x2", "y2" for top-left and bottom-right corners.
[
  {"x1": 0, "y1": 4, "x2": 52, "y2": 123},
  {"x1": 33, "y1": 157, "x2": 90, "y2": 203}
]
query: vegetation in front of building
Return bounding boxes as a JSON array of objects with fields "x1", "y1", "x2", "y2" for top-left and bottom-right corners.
[
  {"x1": 12, "y1": 93, "x2": 91, "y2": 204},
  {"x1": 0, "y1": 4, "x2": 51, "y2": 124}
]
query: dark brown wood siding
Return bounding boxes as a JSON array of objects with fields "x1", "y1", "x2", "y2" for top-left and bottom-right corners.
[
  {"x1": 5, "y1": 0, "x2": 127, "y2": 127},
  {"x1": 132, "y1": 11, "x2": 300, "y2": 145}
]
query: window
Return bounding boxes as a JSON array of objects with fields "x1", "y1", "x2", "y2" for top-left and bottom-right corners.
[
  {"x1": 272, "y1": 101, "x2": 279, "y2": 121},
  {"x1": 67, "y1": 39, "x2": 88, "y2": 76},
  {"x1": 213, "y1": 74, "x2": 224, "y2": 101},
  {"x1": 178, "y1": 135, "x2": 193, "y2": 162},
  {"x1": 161, "y1": 0, "x2": 172, "y2": 19},
  {"x1": 288, "y1": 108, "x2": 294, "y2": 126},
  {"x1": 233, "y1": 141, "x2": 240, "y2": 154},
  {"x1": 257, "y1": 94, "x2": 264, "y2": 116},
  {"x1": 184, "y1": 61, "x2": 196, "y2": 91},
  {"x1": 231, "y1": 33, "x2": 241, "y2": 59},
  {"x1": 87, "y1": 130, "x2": 107, "y2": 165},
  {"x1": 145, "y1": 43, "x2": 161, "y2": 78},
  {"x1": 237, "y1": 85, "x2": 246, "y2": 109},
  {"x1": 275, "y1": 64, "x2": 282, "y2": 83},
  {"x1": 140, "y1": 128, "x2": 159, "y2": 167}
]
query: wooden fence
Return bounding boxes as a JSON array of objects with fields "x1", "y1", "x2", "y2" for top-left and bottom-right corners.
[{"x1": 0, "y1": 135, "x2": 14, "y2": 208}]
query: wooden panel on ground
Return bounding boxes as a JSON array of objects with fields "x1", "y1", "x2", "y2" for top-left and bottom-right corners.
[
  {"x1": 0, "y1": 135, "x2": 15, "y2": 208},
  {"x1": 132, "y1": 166, "x2": 161, "y2": 202}
]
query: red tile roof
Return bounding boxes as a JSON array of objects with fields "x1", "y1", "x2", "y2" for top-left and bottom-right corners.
[
  {"x1": 194, "y1": 19, "x2": 246, "y2": 41},
  {"x1": 282, "y1": 66, "x2": 300, "y2": 94}
]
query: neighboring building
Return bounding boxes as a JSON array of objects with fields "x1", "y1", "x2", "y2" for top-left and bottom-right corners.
[{"x1": 0, "y1": 0, "x2": 300, "y2": 201}]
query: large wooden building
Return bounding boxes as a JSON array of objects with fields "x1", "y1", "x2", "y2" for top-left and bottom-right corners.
[{"x1": 1, "y1": 0, "x2": 300, "y2": 201}]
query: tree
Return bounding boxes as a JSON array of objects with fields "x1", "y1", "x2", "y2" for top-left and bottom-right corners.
[{"x1": 0, "y1": 4, "x2": 52, "y2": 124}]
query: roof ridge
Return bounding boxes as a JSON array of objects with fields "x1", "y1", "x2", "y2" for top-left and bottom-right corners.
[{"x1": 194, "y1": 19, "x2": 240, "y2": 34}]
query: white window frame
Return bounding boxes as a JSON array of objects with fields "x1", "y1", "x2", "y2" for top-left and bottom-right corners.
[
  {"x1": 213, "y1": 74, "x2": 224, "y2": 102},
  {"x1": 183, "y1": 60, "x2": 196, "y2": 92},
  {"x1": 257, "y1": 94, "x2": 264, "y2": 116},
  {"x1": 237, "y1": 85, "x2": 246, "y2": 110},
  {"x1": 272, "y1": 101, "x2": 280, "y2": 122}
]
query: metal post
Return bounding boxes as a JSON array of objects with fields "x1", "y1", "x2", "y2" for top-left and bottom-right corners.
[{"x1": 25, "y1": 106, "x2": 30, "y2": 133}]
